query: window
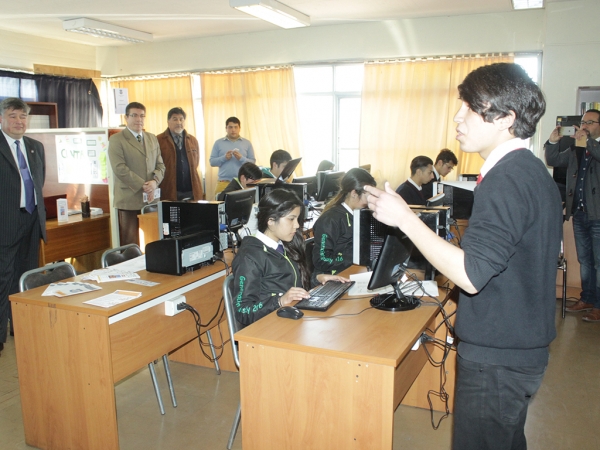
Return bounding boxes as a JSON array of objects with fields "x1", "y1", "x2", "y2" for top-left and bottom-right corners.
[{"x1": 294, "y1": 64, "x2": 363, "y2": 174}]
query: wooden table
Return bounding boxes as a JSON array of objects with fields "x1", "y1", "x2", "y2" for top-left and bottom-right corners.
[
  {"x1": 9, "y1": 256, "x2": 233, "y2": 450},
  {"x1": 235, "y1": 267, "x2": 457, "y2": 449},
  {"x1": 40, "y1": 213, "x2": 111, "y2": 265}
]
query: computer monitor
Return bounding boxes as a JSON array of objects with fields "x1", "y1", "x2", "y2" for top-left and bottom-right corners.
[
  {"x1": 367, "y1": 228, "x2": 416, "y2": 312},
  {"x1": 316, "y1": 170, "x2": 345, "y2": 202},
  {"x1": 291, "y1": 175, "x2": 318, "y2": 199},
  {"x1": 440, "y1": 181, "x2": 475, "y2": 220},
  {"x1": 275, "y1": 157, "x2": 302, "y2": 183},
  {"x1": 224, "y1": 187, "x2": 257, "y2": 231}
]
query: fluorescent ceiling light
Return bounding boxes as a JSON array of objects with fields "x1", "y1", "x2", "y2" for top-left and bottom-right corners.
[
  {"x1": 63, "y1": 18, "x2": 153, "y2": 44},
  {"x1": 230, "y1": 0, "x2": 310, "y2": 29},
  {"x1": 512, "y1": 0, "x2": 544, "y2": 10}
]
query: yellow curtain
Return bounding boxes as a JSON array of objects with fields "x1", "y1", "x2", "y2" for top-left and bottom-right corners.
[
  {"x1": 201, "y1": 67, "x2": 300, "y2": 200},
  {"x1": 360, "y1": 54, "x2": 513, "y2": 190},
  {"x1": 111, "y1": 76, "x2": 196, "y2": 137}
]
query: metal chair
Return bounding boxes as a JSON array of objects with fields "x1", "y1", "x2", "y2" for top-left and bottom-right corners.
[
  {"x1": 223, "y1": 274, "x2": 242, "y2": 449},
  {"x1": 558, "y1": 238, "x2": 568, "y2": 319},
  {"x1": 141, "y1": 203, "x2": 158, "y2": 214},
  {"x1": 102, "y1": 244, "x2": 176, "y2": 415},
  {"x1": 19, "y1": 262, "x2": 77, "y2": 293}
]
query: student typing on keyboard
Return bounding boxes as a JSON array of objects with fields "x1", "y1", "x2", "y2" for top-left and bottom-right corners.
[
  {"x1": 232, "y1": 189, "x2": 349, "y2": 326},
  {"x1": 311, "y1": 168, "x2": 376, "y2": 285}
]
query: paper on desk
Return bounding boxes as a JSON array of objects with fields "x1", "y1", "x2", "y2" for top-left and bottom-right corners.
[
  {"x1": 107, "y1": 255, "x2": 146, "y2": 273},
  {"x1": 83, "y1": 290, "x2": 142, "y2": 308},
  {"x1": 42, "y1": 282, "x2": 102, "y2": 298},
  {"x1": 82, "y1": 267, "x2": 141, "y2": 283},
  {"x1": 348, "y1": 272, "x2": 439, "y2": 298}
]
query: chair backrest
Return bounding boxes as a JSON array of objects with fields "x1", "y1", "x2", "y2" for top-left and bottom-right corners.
[
  {"x1": 19, "y1": 262, "x2": 77, "y2": 292},
  {"x1": 223, "y1": 274, "x2": 241, "y2": 369},
  {"x1": 101, "y1": 244, "x2": 143, "y2": 268},
  {"x1": 141, "y1": 204, "x2": 158, "y2": 215},
  {"x1": 305, "y1": 237, "x2": 315, "y2": 276}
]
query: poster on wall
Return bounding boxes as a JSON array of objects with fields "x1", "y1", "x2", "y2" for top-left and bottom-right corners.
[
  {"x1": 114, "y1": 88, "x2": 129, "y2": 115},
  {"x1": 55, "y1": 134, "x2": 109, "y2": 185}
]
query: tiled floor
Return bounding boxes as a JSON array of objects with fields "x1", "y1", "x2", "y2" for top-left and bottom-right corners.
[{"x1": 1, "y1": 287, "x2": 599, "y2": 449}]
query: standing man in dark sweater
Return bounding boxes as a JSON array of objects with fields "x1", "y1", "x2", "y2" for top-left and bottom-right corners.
[
  {"x1": 366, "y1": 63, "x2": 562, "y2": 450},
  {"x1": 395, "y1": 155, "x2": 434, "y2": 205}
]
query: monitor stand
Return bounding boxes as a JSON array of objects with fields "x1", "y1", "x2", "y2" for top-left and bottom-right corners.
[{"x1": 370, "y1": 283, "x2": 418, "y2": 312}]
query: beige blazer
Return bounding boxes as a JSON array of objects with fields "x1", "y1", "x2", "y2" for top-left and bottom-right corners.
[{"x1": 108, "y1": 128, "x2": 165, "y2": 210}]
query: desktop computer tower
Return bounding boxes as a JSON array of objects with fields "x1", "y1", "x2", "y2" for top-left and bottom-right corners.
[
  {"x1": 353, "y1": 208, "x2": 438, "y2": 279},
  {"x1": 410, "y1": 205, "x2": 450, "y2": 239},
  {"x1": 157, "y1": 200, "x2": 228, "y2": 255},
  {"x1": 441, "y1": 182, "x2": 475, "y2": 220}
]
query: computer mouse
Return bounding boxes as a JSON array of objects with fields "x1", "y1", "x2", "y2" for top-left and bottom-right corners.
[{"x1": 276, "y1": 306, "x2": 304, "y2": 320}]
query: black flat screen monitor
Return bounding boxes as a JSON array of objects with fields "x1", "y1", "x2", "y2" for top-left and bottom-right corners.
[
  {"x1": 367, "y1": 228, "x2": 417, "y2": 312},
  {"x1": 292, "y1": 175, "x2": 317, "y2": 199},
  {"x1": 275, "y1": 157, "x2": 302, "y2": 183},
  {"x1": 316, "y1": 170, "x2": 345, "y2": 202},
  {"x1": 224, "y1": 188, "x2": 257, "y2": 231}
]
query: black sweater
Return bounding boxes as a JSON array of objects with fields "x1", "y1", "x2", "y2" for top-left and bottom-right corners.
[
  {"x1": 457, "y1": 149, "x2": 563, "y2": 367},
  {"x1": 232, "y1": 236, "x2": 301, "y2": 326}
]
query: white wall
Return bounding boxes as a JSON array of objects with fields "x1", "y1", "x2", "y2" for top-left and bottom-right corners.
[
  {"x1": 0, "y1": 29, "x2": 96, "y2": 71},
  {"x1": 103, "y1": 10, "x2": 546, "y2": 76},
  {"x1": 540, "y1": 0, "x2": 600, "y2": 141}
]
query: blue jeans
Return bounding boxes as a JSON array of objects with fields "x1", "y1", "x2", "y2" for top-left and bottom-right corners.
[
  {"x1": 452, "y1": 355, "x2": 546, "y2": 450},
  {"x1": 572, "y1": 210, "x2": 600, "y2": 309}
]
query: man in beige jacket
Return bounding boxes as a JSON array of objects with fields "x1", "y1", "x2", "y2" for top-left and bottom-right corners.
[{"x1": 109, "y1": 102, "x2": 165, "y2": 246}]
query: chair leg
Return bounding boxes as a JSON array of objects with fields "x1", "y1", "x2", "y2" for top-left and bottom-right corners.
[
  {"x1": 148, "y1": 362, "x2": 165, "y2": 415},
  {"x1": 162, "y1": 354, "x2": 177, "y2": 408},
  {"x1": 227, "y1": 402, "x2": 241, "y2": 450},
  {"x1": 205, "y1": 329, "x2": 221, "y2": 375},
  {"x1": 562, "y1": 262, "x2": 567, "y2": 319}
]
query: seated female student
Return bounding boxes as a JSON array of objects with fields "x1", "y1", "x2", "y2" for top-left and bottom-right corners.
[
  {"x1": 232, "y1": 189, "x2": 349, "y2": 326},
  {"x1": 311, "y1": 167, "x2": 376, "y2": 285}
]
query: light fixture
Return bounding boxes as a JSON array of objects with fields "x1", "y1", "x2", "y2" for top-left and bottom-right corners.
[
  {"x1": 512, "y1": 0, "x2": 544, "y2": 10},
  {"x1": 63, "y1": 18, "x2": 153, "y2": 44},
  {"x1": 230, "y1": 0, "x2": 310, "y2": 29}
]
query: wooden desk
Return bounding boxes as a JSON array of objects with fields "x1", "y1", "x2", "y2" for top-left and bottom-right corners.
[
  {"x1": 235, "y1": 267, "x2": 457, "y2": 449},
  {"x1": 9, "y1": 256, "x2": 232, "y2": 450},
  {"x1": 40, "y1": 213, "x2": 111, "y2": 265}
]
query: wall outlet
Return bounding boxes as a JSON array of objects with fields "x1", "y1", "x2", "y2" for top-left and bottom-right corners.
[{"x1": 165, "y1": 295, "x2": 186, "y2": 316}]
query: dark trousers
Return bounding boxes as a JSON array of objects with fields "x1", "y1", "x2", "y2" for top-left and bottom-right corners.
[
  {"x1": 0, "y1": 209, "x2": 40, "y2": 343},
  {"x1": 118, "y1": 209, "x2": 140, "y2": 246},
  {"x1": 573, "y1": 210, "x2": 600, "y2": 308},
  {"x1": 452, "y1": 355, "x2": 546, "y2": 450}
]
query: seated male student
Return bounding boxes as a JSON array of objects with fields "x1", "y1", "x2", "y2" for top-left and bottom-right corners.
[
  {"x1": 395, "y1": 155, "x2": 434, "y2": 206},
  {"x1": 217, "y1": 162, "x2": 263, "y2": 201},
  {"x1": 261, "y1": 149, "x2": 292, "y2": 179},
  {"x1": 422, "y1": 148, "x2": 458, "y2": 199}
]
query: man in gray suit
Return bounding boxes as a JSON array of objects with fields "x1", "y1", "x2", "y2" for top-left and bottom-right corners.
[
  {"x1": 108, "y1": 102, "x2": 165, "y2": 246},
  {"x1": 0, "y1": 98, "x2": 47, "y2": 356}
]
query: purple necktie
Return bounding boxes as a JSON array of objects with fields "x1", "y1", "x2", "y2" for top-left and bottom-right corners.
[
  {"x1": 276, "y1": 243, "x2": 285, "y2": 254},
  {"x1": 16, "y1": 140, "x2": 35, "y2": 214}
]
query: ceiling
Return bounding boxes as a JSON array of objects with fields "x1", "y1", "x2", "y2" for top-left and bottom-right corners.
[{"x1": 0, "y1": 0, "x2": 556, "y2": 47}]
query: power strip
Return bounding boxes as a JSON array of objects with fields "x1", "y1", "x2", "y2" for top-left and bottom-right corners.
[{"x1": 164, "y1": 295, "x2": 186, "y2": 316}]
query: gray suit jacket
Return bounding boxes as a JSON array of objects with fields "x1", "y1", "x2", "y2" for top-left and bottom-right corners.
[
  {"x1": 108, "y1": 128, "x2": 165, "y2": 210},
  {"x1": 0, "y1": 132, "x2": 46, "y2": 243}
]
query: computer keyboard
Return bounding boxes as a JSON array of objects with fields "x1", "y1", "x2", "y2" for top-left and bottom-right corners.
[{"x1": 295, "y1": 280, "x2": 355, "y2": 312}]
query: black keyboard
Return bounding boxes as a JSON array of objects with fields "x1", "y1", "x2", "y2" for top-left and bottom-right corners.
[{"x1": 295, "y1": 281, "x2": 355, "y2": 312}]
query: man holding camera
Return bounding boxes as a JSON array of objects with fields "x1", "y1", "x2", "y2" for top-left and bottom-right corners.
[{"x1": 545, "y1": 109, "x2": 600, "y2": 322}]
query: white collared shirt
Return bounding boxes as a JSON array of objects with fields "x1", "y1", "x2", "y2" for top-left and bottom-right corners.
[
  {"x1": 127, "y1": 127, "x2": 143, "y2": 142},
  {"x1": 480, "y1": 138, "x2": 530, "y2": 179},
  {"x1": 408, "y1": 177, "x2": 422, "y2": 190},
  {"x1": 432, "y1": 166, "x2": 440, "y2": 180},
  {"x1": 341, "y1": 202, "x2": 353, "y2": 214},
  {"x1": 255, "y1": 231, "x2": 282, "y2": 251},
  {"x1": 3, "y1": 130, "x2": 32, "y2": 208}
]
